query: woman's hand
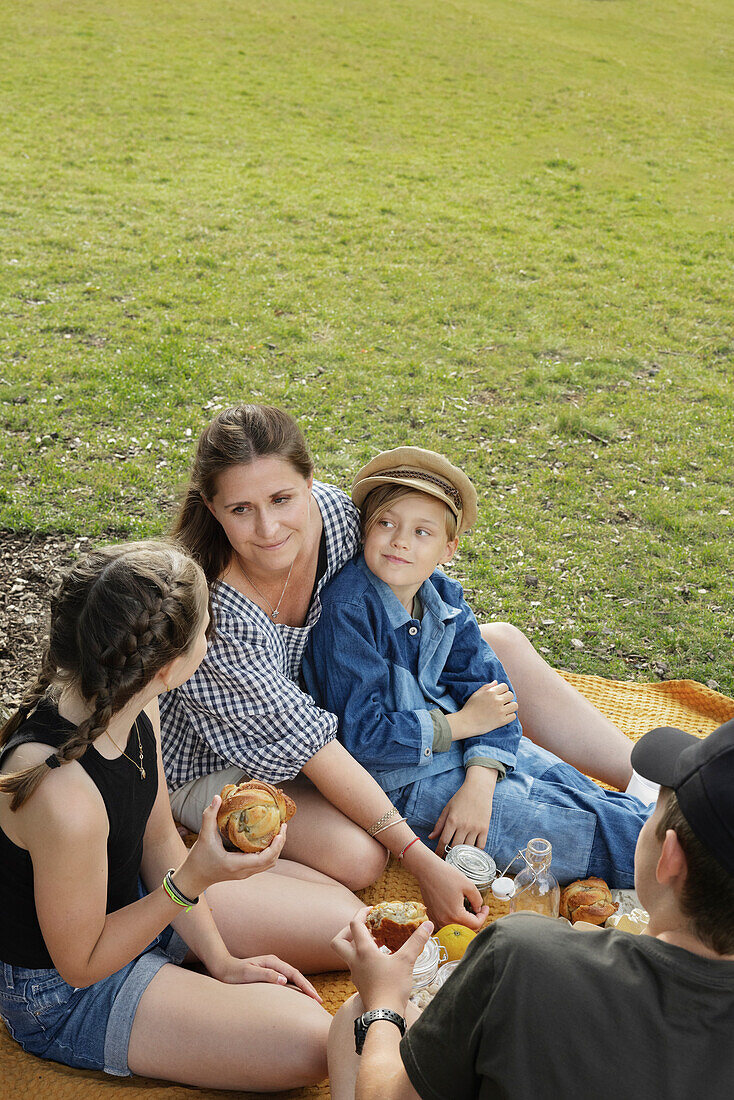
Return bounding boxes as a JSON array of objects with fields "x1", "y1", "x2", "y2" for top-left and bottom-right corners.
[
  {"x1": 405, "y1": 845, "x2": 488, "y2": 931},
  {"x1": 449, "y1": 681, "x2": 518, "y2": 740},
  {"x1": 175, "y1": 796, "x2": 287, "y2": 899},
  {"x1": 429, "y1": 767, "x2": 497, "y2": 856},
  {"x1": 210, "y1": 953, "x2": 322, "y2": 1002},
  {"x1": 331, "y1": 907, "x2": 433, "y2": 1012}
]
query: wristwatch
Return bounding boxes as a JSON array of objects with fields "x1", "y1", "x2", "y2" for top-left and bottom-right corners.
[{"x1": 354, "y1": 1009, "x2": 407, "y2": 1055}]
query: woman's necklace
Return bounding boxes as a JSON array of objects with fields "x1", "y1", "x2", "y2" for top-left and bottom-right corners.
[
  {"x1": 106, "y1": 719, "x2": 146, "y2": 780},
  {"x1": 237, "y1": 557, "x2": 294, "y2": 621}
]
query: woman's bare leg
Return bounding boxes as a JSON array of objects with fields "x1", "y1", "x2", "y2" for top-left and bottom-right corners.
[
  {"x1": 279, "y1": 775, "x2": 389, "y2": 891},
  {"x1": 328, "y1": 993, "x2": 422, "y2": 1100},
  {"x1": 129, "y1": 964, "x2": 330, "y2": 1090},
  {"x1": 481, "y1": 622, "x2": 633, "y2": 789},
  {"x1": 205, "y1": 864, "x2": 363, "y2": 972}
]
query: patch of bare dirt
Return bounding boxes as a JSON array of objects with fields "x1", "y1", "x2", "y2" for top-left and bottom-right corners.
[{"x1": 0, "y1": 532, "x2": 82, "y2": 710}]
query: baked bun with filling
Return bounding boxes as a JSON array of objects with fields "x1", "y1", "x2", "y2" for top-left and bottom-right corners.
[
  {"x1": 217, "y1": 779, "x2": 296, "y2": 853},
  {"x1": 366, "y1": 900, "x2": 429, "y2": 951},
  {"x1": 560, "y1": 877, "x2": 618, "y2": 925}
]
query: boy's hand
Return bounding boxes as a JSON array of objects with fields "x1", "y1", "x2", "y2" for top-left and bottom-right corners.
[
  {"x1": 331, "y1": 907, "x2": 434, "y2": 1012},
  {"x1": 449, "y1": 681, "x2": 518, "y2": 741},
  {"x1": 429, "y1": 767, "x2": 497, "y2": 855}
]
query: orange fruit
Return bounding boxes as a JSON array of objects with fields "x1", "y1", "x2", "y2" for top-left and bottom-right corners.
[{"x1": 434, "y1": 923, "x2": 477, "y2": 962}]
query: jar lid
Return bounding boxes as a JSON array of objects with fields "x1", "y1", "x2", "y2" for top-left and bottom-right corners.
[
  {"x1": 491, "y1": 876, "x2": 515, "y2": 901},
  {"x1": 445, "y1": 844, "x2": 497, "y2": 887}
]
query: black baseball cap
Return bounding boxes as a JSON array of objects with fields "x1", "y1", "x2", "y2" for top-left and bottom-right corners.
[{"x1": 631, "y1": 718, "x2": 734, "y2": 876}]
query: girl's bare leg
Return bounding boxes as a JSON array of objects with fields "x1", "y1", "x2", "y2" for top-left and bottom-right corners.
[
  {"x1": 481, "y1": 622, "x2": 633, "y2": 789},
  {"x1": 328, "y1": 993, "x2": 422, "y2": 1100},
  {"x1": 205, "y1": 863, "x2": 363, "y2": 972},
  {"x1": 279, "y1": 775, "x2": 389, "y2": 891},
  {"x1": 129, "y1": 964, "x2": 330, "y2": 1090}
]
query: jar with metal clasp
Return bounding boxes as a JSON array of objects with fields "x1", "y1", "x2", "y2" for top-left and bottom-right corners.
[
  {"x1": 409, "y1": 936, "x2": 449, "y2": 1009},
  {"x1": 444, "y1": 844, "x2": 497, "y2": 907}
]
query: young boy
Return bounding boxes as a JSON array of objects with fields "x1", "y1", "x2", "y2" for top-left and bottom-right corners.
[{"x1": 302, "y1": 447, "x2": 650, "y2": 885}]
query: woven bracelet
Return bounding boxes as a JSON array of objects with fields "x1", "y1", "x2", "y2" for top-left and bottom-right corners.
[
  {"x1": 367, "y1": 807, "x2": 400, "y2": 837},
  {"x1": 162, "y1": 869, "x2": 199, "y2": 912}
]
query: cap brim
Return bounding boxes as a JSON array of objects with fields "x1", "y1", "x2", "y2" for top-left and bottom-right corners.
[{"x1": 631, "y1": 726, "x2": 701, "y2": 787}]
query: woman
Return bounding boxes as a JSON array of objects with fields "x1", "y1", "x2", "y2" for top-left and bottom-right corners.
[
  {"x1": 0, "y1": 542, "x2": 361, "y2": 1091},
  {"x1": 161, "y1": 405, "x2": 635, "y2": 921}
]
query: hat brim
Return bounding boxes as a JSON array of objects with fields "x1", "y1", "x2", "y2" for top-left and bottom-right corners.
[
  {"x1": 352, "y1": 474, "x2": 460, "y2": 517},
  {"x1": 631, "y1": 726, "x2": 701, "y2": 788}
]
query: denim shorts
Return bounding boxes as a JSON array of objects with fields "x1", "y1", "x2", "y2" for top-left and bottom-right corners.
[
  {"x1": 0, "y1": 925, "x2": 188, "y2": 1077},
  {"x1": 391, "y1": 736, "x2": 653, "y2": 887}
]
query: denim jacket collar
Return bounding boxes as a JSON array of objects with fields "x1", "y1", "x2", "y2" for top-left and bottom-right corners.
[{"x1": 355, "y1": 554, "x2": 462, "y2": 629}]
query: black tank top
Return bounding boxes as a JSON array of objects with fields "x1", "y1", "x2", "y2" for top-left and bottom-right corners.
[{"x1": 0, "y1": 699, "x2": 158, "y2": 968}]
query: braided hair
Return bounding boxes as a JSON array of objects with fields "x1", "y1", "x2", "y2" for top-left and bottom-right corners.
[{"x1": 0, "y1": 540, "x2": 207, "y2": 811}]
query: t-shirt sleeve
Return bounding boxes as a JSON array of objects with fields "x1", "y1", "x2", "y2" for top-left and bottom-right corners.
[
  {"x1": 173, "y1": 616, "x2": 338, "y2": 783},
  {"x1": 400, "y1": 925, "x2": 498, "y2": 1100}
]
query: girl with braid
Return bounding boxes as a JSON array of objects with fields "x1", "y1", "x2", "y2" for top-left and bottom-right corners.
[{"x1": 0, "y1": 541, "x2": 361, "y2": 1090}]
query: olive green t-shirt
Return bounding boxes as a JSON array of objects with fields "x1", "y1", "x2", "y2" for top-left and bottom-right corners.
[{"x1": 400, "y1": 913, "x2": 734, "y2": 1100}]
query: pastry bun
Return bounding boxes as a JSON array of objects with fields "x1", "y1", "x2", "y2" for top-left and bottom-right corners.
[
  {"x1": 217, "y1": 779, "x2": 296, "y2": 853},
  {"x1": 366, "y1": 900, "x2": 429, "y2": 951},
  {"x1": 559, "y1": 877, "x2": 618, "y2": 926}
]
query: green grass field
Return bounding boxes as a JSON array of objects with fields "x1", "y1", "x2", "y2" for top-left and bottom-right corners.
[{"x1": 1, "y1": 0, "x2": 732, "y2": 689}]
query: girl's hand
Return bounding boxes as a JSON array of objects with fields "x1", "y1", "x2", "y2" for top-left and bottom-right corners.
[
  {"x1": 331, "y1": 908, "x2": 433, "y2": 1012},
  {"x1": 429, "y1": 768, "x2": 496, "y2": 856},
  {"x1": 408, "y1": 848, "x2": 488, "y2": 931},
  {"x1": 176, "y1": 796, "x2": 287, "y2": 898},
  {"x1": 211, "y1": 953, "x2": 322, "y2": 1002}
]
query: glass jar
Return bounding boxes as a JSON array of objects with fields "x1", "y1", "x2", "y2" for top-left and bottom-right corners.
[
  {"x1": 430, "y1": 959, "x2": 460, "y2": 990},
  {"x1": 444, "y1": 844, "x2": 497, "y2": 906},
  {"x1": 509, "y1": 837, "x2": 560, "y2": 918},
  {"x1": 409, "y1": 938, "x2": 449, "y2": 1009}
]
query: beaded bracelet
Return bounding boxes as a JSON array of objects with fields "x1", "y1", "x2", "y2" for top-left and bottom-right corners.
[{"x1": 162, "y1": 868, "x2": 199, "y2": 912}]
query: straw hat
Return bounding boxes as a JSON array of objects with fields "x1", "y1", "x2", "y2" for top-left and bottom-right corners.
[{"x1": 351, "y1": 447, "x2": 477, "y2": 535}]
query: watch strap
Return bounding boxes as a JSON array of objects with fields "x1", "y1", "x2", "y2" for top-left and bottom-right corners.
[{"x1": 354, "y1": 1008, "x2": 407, "y2": 1055}]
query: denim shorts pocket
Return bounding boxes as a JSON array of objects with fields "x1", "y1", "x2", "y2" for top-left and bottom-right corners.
[
  {"x1": 487, "y1": 779, "x2": 597, "y2": 882},
  {"x1": 29, "y1": 973, "x2": 76, "y2": 1021}
]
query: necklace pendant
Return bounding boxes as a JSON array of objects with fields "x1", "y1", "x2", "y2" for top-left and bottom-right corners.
[
  {"x1": 271, "y1": 610, "x2": 279, "y2": 620},
  {"x1": 141, "y1": 767, "x2": 146, "y2": 780}
]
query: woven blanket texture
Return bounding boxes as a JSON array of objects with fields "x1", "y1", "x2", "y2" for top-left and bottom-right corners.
[{"x1": 2, "y1": 674, "x2": 732, "y2": 1100}]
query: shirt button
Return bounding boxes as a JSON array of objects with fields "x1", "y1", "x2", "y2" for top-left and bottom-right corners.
[
  {"x1": 408, "y1": 626, "x2": 419, "y2": 636},
  {"x1": 424, "y1": 748, "x2": 431, "y2": 757}
]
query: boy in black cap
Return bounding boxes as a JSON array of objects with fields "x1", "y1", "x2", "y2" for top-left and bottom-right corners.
[{"x1": 328, "y1": 718, "x2": 734, "y2": 1100}]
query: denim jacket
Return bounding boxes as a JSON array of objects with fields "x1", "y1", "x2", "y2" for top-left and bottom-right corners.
[{"x1": 301, "y1": 555, "x2": 522, "y2": 794}]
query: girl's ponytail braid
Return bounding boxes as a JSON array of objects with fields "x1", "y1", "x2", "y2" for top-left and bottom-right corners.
[{"x1": 0, "y1": 540, "x2": 207, "y2": 811}]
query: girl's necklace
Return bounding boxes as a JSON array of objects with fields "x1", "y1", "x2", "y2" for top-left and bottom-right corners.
[
  {"x1": 237, "y1": 557, "x2": 294, "y2": 621},
  {"x1": 106, "y1": 719, "x2": 146, "y2": 780}
]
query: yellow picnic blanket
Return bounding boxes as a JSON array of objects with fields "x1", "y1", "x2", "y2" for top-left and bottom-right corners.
[{"x1": 2, "y1": 674, "x2": 732, "y2": 1100}]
